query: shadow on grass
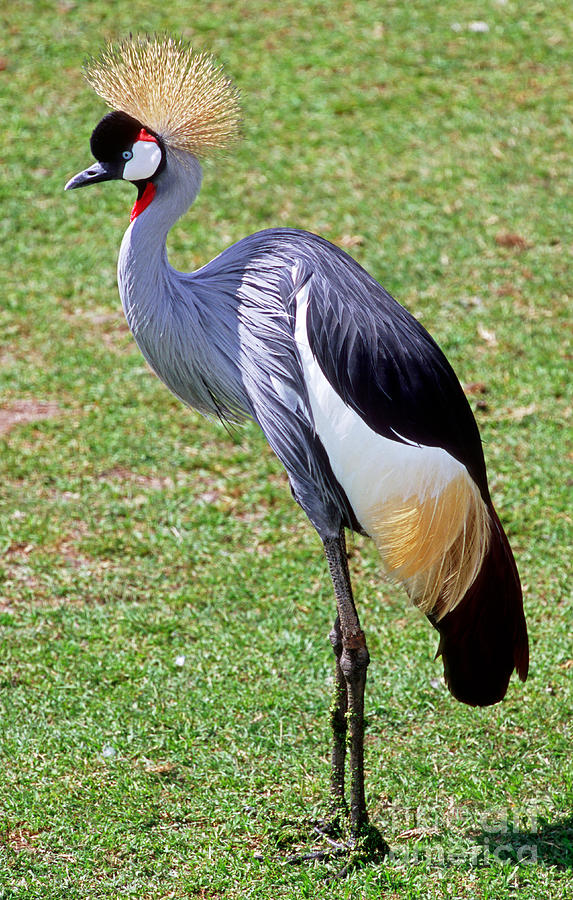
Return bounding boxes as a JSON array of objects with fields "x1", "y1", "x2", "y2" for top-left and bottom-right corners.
[{"x1": 474, "y1": 814, "x2": 573, "y2": 870}]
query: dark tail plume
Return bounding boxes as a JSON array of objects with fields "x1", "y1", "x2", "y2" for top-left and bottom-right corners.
[{"x1": 429, "y1": 507, "x2": 528, "y2": 707}]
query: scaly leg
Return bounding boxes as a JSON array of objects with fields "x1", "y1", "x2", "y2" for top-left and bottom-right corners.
[
  {"x1": 327, "y1": 614, "x2": 348, "y2": 821},
  {"x1": 323, "y1": 528, "x2": 370, "y2": 836}
]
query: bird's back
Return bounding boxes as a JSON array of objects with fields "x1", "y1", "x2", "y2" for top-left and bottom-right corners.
[{"x1": 197, "y1": 228, "x2": 487, "y2": 481}]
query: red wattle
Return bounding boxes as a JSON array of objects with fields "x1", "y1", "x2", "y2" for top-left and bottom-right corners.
[
  {"x1": 130, "y1": 182, "x2": 156, "y2": 222},
  {"x1": 136, "y1": 128, "x2": 158, "y2": 143}
]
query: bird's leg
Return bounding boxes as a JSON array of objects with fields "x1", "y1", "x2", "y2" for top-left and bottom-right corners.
[
  {"x1": 323, "y1": 528, "x2": 370, "y2": 838},
  {"x1": 284, "y1": 528, "x2": 387, "y2": 873},
  {"x1": 342, "y1": 639, "x2": 369, "y2": 836},
  {"x1": 327, "y1": 614, "x2": 348, "y2": 822}
]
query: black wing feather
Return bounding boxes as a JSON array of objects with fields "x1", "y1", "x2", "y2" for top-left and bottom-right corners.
[{"x1": 297, "y1": 234, "x2": 490, "y2": 500}]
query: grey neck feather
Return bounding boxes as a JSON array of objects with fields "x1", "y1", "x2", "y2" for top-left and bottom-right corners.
[{"x1": 117, "y1": 151, "x2": 253, "y2": 421}]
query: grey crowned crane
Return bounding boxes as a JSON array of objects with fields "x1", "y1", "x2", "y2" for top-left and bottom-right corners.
[{"x1": 66, "y1": 36, "x2": 528, "y2": 848}]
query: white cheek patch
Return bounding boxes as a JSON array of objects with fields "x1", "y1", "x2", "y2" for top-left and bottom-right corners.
[{"x1": 122, "y1": 140, "x2": 162, "y2": 182}]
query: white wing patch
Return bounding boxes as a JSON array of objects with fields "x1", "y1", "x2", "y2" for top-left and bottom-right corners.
[{"x1": 293, "y1": 275, "x2": 489, "y2": 618}]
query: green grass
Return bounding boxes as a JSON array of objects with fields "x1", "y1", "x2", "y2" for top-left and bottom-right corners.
[{"x1": 1, "y1": 0, "x2": 571, "y2": 897}]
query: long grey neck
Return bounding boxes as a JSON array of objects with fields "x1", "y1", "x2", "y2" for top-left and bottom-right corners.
[
  {"x1": 116, "y1": 151, "x2": 252, "y2": 421},
  {"x1": 118, "y1": 152, "x2": 203, "y2": 336}
]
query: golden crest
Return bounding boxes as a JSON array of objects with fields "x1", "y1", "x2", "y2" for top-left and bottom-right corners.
[{"x1": 84, "y1": 35, "x2": 241, "y2": 157}]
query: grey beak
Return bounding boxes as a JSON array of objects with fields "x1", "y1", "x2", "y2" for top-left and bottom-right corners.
[{"x1": 65, "y1": 160, "x2": 120, "y2": 191}]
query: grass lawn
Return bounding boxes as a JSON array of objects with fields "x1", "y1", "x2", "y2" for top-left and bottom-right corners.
[{"x1": 1, "y1": 0, "x2": 571, "y2": 897}]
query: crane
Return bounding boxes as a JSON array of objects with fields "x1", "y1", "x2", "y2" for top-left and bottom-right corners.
[{"x1": 65, "y1": 36, "x2": 528, "y2": 852}]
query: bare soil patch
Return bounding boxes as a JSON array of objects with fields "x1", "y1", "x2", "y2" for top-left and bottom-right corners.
[{"x1": 0, "y1": 399, "x2": 61, "y2": 435}]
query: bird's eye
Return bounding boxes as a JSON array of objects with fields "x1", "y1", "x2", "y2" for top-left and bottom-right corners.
[{"x1": 122, "y1": 150, "x2": 133, "y2": 160}]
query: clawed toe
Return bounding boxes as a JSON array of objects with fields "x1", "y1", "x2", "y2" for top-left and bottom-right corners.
[
  {"x1": 283, "y1": 821, "x2": 389, "y2": 876},
  {"x1": 285, "y1": 823, "x2": 348, "y2": 863}
]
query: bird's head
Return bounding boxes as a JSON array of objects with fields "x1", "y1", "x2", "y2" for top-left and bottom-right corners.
[
  {"x1": 65, "y1": 36, "x2": 240, "y2": 222},
  {"x1": 65, "y1": 111, "x2": 166, "y2": 221}
]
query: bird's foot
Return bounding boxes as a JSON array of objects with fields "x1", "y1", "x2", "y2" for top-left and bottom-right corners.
[
  {"x1": 283, "y1": 822, "x2": 347, "y2": 864},
  {"x1": 284, "y1": 820, "x2": 389, "y2": 878},
  {"x1": 254, "y1": 809, "x2": 388, "y2": 877}
]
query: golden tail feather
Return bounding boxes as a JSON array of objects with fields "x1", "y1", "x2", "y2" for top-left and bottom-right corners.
[{"x1": 369, "y1": 471, "x2": 490, "y2": 619}]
